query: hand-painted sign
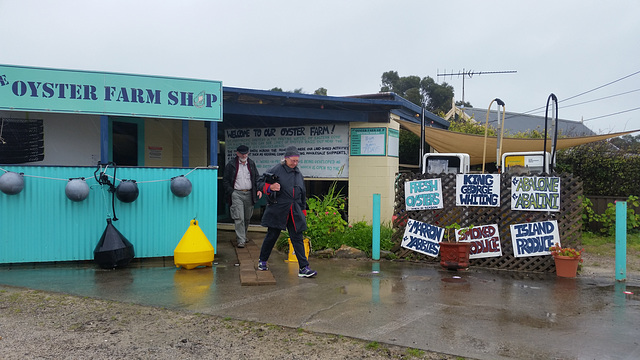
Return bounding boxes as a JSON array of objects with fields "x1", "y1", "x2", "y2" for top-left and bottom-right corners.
[
  {"x1": 456, "y1": 174, "x2": 500, "y2": 207},
  {"x1": 457, "y1": 224, "x2": 502, "y2": 259},
  {"x1": 510, "y1": 220, "x2": 559, "y2": 257},
  {"x1": 401, "y1": 219, "x2": 444, "y2": 257},
  {"x1": 511, "y1": 176, "x2": 560, "y2": 212},
  {"x1": 404, "y1": 178, "x2": 443, "y2": 210},
  {"x1": 0, "y1": 64, "x2": 222, "y2": 121},
  {"x1": 225, "y1": 124, "x2": 349, "y2": 178}
]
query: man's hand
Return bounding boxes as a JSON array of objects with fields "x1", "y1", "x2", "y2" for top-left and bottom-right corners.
[
  {"x1": 257, "y1": 191, "x2": 263, "y2": 199},
  {"x1": 270, "y1": 183, "x2": 281, "y2": 191}
]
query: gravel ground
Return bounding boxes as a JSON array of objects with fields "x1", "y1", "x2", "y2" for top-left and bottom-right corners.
[
  {"x1": 1, "y1": 252, "x2": 637, "y2": 360},
  {"x1": 0, "y1": 286, "x2": 457, "y2": 360}
]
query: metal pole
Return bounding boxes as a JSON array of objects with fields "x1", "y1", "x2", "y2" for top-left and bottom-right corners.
[
  {"x1": 615, "y1": 201, "x2": 627, "y2": 281},
  {"x1": 419, "y1": 106, "x2": 425, "y2": 170},
  {"x1": 372, "y1": 193, "x2": 381, "y2": 260}
]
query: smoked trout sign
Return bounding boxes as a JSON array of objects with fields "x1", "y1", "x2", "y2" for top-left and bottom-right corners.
[
  {"x1": 456, "y1": 174, "x2": 500, "y2": 207},
  {"x1": 511, "y1": 176, "x2": 560, "y2": 212},
  {"x1": 457, "y1": 224, "x2": 502, "y2": 259},
  {"x1": 401, "y1": 219, "x2": 444, "y2": 257},
  {"x1": 404, "y1": 178, "x2": 443, "y2": 211},
  {"x1": 510, "y1": 220, "x2": 560, "y2": 257}
]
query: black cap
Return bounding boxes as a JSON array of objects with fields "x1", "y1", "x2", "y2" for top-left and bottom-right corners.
[
  {"x1": 236, "y1": 145, "x2": 249, "y2": 154},
  {"x1": 284, "y1": 145, "x2": 300, "y2": 157}
]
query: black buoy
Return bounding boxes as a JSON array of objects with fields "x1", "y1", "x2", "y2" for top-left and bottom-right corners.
[
  {"x1": 170, "y1": 175, "x2": 192, "y2": 197},
  {"x1": 94, "y1": 218, "x2": 135, "y2": 269},
  {"x1": 115, "y1": 179, "x2": 139, "y2": 203}
]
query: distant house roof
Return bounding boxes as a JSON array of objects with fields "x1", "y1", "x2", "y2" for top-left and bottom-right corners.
[
  {"x1": 222, "y1": 87, "x2": 448, "y2": 129},
  {"x1": 461, "y1": 107, "x2": 595, "y2": 136}
]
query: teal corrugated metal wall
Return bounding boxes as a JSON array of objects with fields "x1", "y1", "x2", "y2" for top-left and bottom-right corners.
[{"x1": 0, "y1": 166, "x2": 218, "y2": 263}]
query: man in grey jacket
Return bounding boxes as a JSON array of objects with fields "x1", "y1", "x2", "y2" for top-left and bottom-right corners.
[
  {"x1": 257, "y1": 145, "x2": 317, "y2": 278},
  {"x1": 223, "y1": 145, "x2": 262, "y2": 248}
]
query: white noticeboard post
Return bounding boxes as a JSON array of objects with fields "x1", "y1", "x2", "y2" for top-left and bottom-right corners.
[{"x1": 350, "y1": 128, "x2": 387, "y2": 156}]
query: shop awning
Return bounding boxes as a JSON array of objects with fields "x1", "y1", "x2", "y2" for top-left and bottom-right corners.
[{"x1": 399, "y1": 121, "x2": 638, "y2": 166}]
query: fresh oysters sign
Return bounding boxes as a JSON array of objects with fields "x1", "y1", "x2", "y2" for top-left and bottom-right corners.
[{"x1": 0, "y1": 64, "x2": 222, "y2": 121}]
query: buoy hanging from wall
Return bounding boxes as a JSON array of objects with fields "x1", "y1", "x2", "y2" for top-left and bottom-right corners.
[
  {"x1": 94, "y1": 218, "x2": 135, "y2": 269},
  {"x1": 65, "y1": 178, "x2": 90, "y2": 202},
  {"x1": 0, "y1": 171, "x2": 25, "y2": 195},
  {"x1": 115, "y1": 179, "x2": 139, "y2": 203},
  {"x1": 170, "y1": 175, "x2": 192, "y2": 197}
]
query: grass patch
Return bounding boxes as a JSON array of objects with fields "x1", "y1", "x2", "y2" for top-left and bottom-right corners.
[
  {"x1": 405, "y1": 348, "x2": 425, "y2": 357},
  {"x1": 365, "y1": 341, "x2": 380, "y2": 350},
  {"x1": 582, "y1": 231, "x2": 640, "y2": 257}
]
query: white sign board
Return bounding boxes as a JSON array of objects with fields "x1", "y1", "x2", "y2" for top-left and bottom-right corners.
[
  {"x1": 225, "y1": 124, "x2": 349, "y2": 178},
  {"x1": 457, "y1": 224, "x2": 502, "y2": 259},
  {"x1": 456, "y1": 174, "x2": 500, "y2": 207},
  {"x1": 404, "y1": 178, "x2": 444, "y2": 210},
  {"x1": 510, "y1": 220, "x2": 560, "y2": 257},
  {"x1": 401, "y1": 219, "x2": 445, "y2": 257},
  {"x1": 511, "y1": 176, "x2": 561, "y2": 211}
]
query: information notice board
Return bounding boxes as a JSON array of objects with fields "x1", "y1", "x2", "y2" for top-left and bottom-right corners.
[
  {"x1": 350, "y1": 127, "x2": 386, "y2": 156},
  {"x1": 225, "y1": 124, "x2": 349, "y2": 178}
]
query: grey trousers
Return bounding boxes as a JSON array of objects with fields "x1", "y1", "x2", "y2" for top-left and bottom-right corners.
[{"x1": 230, "y1": 190, "x2": 253, "y2": 244}]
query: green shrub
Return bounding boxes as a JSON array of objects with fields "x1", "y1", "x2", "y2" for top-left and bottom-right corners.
[
  {"x1": 331, "y1": 221, "x2": 394, "y2": 254},
  {"x1": 304, "y1": 182, "x2": 348, "y2": 249},
  {"x1": 278, "y1": 222, "x2": 395, "y2": 254},
  {"x1": 581, "y1": 195, "x2": 640, "y2": 235}
]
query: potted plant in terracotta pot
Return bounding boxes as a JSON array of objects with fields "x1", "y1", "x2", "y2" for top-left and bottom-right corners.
[
  {"x1": 549, "y1": 242, "x2": 584, "y2": 278},
  {"x1": 439, "y1": 223, "x2": 473, "y2": 270}
]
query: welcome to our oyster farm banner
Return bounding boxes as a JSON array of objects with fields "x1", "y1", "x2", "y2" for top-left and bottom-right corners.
[{"x1": 225, "y1": 124, "x2": 349, "y2": 178}]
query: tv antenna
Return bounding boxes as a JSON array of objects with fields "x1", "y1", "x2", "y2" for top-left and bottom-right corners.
[{"x1": 437, "y1": 68, "x2": 517, "y2": 106}]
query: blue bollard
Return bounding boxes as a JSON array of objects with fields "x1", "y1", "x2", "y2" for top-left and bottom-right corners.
[
  {"x1": 615, "y1": 201, "x2": 627, "y2": 281},
  {"x1": 372, "y1": 194, "x2": 381, "y2": 260}
]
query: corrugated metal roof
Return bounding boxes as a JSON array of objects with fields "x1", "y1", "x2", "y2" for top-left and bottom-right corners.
[{"x1": 461, "y1": 107, "x2": 594, "y2": 136}]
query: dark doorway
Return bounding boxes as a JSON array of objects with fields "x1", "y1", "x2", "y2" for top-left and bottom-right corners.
[{"x1": 112, "y1": 121, "x2": 138, "y2": 166}]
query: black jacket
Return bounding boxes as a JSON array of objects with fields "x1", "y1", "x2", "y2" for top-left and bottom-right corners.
[
  {"x1": 222, "y1": 157, "x2": 260, "y2": 205},
  {"x1": 258, "y1": 162, "x2": 307, "y2": 232}
]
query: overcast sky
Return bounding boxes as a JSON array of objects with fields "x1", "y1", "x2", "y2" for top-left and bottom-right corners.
[{"x1": 2, "y1": 0, "x2": 639, "y2": 135}]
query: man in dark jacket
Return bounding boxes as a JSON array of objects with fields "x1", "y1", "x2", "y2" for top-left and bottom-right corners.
[
  {"x1": 223, "y1": 145, "x2": 262, "y2": 248},
  {"x1": 257, "y1": 145, "x2": 317, "y2": 278}
]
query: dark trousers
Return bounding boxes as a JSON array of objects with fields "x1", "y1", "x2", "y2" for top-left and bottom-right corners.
[{"x1": 260, "y1": 222, "x2": 309, "y2": 268}]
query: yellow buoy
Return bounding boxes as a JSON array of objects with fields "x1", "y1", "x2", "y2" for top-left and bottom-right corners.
[
  {"x1": 174, "y1": 219, "x2": 215, "y2": 269},
  {"x1": 287, "y1": 238, "x2": 310, "y2": 262}
]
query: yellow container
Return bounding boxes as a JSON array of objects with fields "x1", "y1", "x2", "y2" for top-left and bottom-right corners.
[
  {"x1": 287, "y1": 238, "x2": 310, "y2": 262},
  {"x1": 174, "y1": 219, "x2": 215, "y2": 269}
]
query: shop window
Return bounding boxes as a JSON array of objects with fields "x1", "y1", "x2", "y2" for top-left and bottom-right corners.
[{"x1": 111, "y1": 120, "x2": 140, "y2": 166}]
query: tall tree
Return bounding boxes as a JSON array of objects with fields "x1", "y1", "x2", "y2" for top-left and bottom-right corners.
[
  {"x1": 314, "y1": 87, "x2": 328, "y2": 96},
  {"x1": 380, "y1": 71, "x2": 461, "y2": 114}
]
